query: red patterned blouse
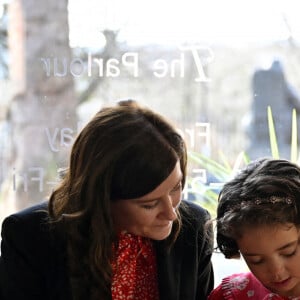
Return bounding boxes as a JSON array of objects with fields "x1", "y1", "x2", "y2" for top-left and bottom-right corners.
[{"x1": 111, "y1": 232, "x2": 160, "y2": 300}]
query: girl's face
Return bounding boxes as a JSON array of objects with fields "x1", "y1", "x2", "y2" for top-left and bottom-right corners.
[
  {"x1": 237, "y1": 223, "x2": 300, "y2": 297},
  {"x1": 111, "y1": 161, "x2": 183, "y2": 240}
]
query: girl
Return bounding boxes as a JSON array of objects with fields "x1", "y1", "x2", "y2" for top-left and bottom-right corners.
[{"x1": 209, "y1": 158, "x2": 300, "y2": 300}]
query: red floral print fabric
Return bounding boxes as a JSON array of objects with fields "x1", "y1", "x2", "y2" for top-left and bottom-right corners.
[{"x1": 111, "y1": 232, "x2": 159, "y2": 300}]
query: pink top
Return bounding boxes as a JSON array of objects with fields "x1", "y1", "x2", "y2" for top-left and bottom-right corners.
[
  {"x1": 208, "y1": 273, "x2": 300, "y2": 300},
  {"x1": 111, "y1": 232, "x2": 159, "y2": 300}
]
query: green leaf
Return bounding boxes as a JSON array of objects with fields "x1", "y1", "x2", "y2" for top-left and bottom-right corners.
[
  {"x1": 267, "y1": 106, "x2": 280, "y2": 158},
  {"x1": 188, "y1": 151, "x2": 230, "y2": 181},
  {"x1": 291, "y1": 108, "x2": 298, "y2": 163}
]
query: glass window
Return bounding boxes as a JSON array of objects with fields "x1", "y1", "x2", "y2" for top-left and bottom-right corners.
[{"x1": 1, "y1": 0, "x2": 300, "y2": 284}]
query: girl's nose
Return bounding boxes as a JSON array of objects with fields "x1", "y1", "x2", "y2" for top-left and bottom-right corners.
[{"x1": 269, "y1": 260, "x2": 285, "y2": 281}]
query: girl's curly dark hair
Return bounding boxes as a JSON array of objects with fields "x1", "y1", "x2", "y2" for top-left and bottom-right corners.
[{"x1": 216, "y1": 158, "x2": 300, "y2": 258}]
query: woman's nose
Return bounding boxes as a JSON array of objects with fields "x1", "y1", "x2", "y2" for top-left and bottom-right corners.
[{"x1": 160, "y1": 196, "x2": 178, "y2": 221}]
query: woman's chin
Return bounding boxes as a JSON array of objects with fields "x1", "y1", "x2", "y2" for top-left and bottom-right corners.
[{"x1": 148, "y1": 222, "x2": 173, "y2": 240}]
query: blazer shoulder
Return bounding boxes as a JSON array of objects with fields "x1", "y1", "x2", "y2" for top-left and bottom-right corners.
[
  {"x1": 180, "y1": 200, "x2": 211, "y2": 225},
  {"x1": 7, "y1": 201, "x2": 49, "y2": 221},
  {"x1": 0, "y1": 202, "x2": 70, "y2": 300},
  {"x1": 1, "y1": 201, "x2": 52, "y2": 252}
]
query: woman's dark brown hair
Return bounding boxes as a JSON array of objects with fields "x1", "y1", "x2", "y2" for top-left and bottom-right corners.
[
  {"x1": 48, "y1": 100, "x2": 187, "y2": 300},
  {"x1": 216, "y1": 158, "x2": 300, "y2": 259}
]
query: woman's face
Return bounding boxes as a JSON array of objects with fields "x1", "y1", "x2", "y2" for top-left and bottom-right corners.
[
  {"x1": 237, "y1": 223, "x2": 300, "y2": 297},
  {"x1": 111, "y1": 161, "x2": 183, "y2": 240}
]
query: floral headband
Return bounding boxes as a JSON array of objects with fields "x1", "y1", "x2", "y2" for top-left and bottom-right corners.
[{"x1": 253, "y1": 196, "x2": 294, "y2": 205}]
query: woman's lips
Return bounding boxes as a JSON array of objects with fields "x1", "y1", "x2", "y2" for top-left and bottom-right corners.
[{"x1": 156, "y1": 222, "x2": 172, "y2": 228}]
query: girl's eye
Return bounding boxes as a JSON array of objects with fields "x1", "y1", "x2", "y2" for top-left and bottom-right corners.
[
  {"x1": 248, "y1": 259, "x2": 263, "y2": 265},
  {"x1": 283, "y1": 249, "x2": 297, "y2": 257}
]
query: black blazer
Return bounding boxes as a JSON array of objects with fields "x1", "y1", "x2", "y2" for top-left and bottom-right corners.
[{"x1": 0, "y1": 201, "x2": 214, "y2": 300}]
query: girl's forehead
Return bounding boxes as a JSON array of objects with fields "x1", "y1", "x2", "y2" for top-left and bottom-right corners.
[
  {"x1": 237, "y1": 223, "x2": 299, "y2": 255},
  {"x1": 238, "y1": 222, "x2": 297, "y2": 238}
]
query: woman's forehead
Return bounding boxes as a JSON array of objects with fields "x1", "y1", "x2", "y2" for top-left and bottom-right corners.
[{"x1": 137, "y1": 162, "x2": 182, "y2": 201}]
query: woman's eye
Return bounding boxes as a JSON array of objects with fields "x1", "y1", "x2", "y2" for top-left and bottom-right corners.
[
  {"x1": 141, "y1": 202, "x2": 158, "y2": 210},
  {"x1": 171, "y1": 182, "x2": 182, "y2": 192}
]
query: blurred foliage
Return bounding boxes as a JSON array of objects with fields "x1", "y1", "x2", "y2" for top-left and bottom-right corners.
[
  {"x1": 268, "y1": 106, "x2": 299, "y2": 163},
  {"x1": 186, "y1": 151, "x2": 249, "y2": 217},
  {"x1": 188, "y1": 106, "x2": 299, "y2": 217}
]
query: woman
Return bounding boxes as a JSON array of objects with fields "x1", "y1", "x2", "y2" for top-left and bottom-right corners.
[{"x1": 0, "y1": 100, "x2": 214, "y2": 300}]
